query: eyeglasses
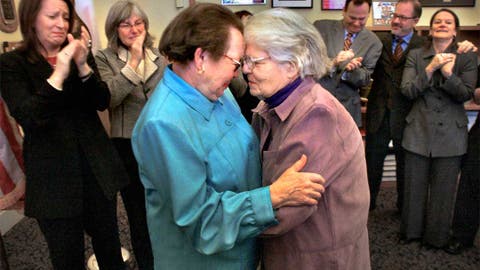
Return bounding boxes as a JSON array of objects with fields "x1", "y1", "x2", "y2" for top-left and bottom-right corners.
[
  {"x1": 391, "y1": 13, "x2": 416, "y2": 21},
  {"x1": 118, "y1": 20, "x2": 145, "y2": 30},
  {"x1": 223, "y1": 54, "x2": 242, "y2": 71},
  {"x1": 243, "y1": 56, "x2": 270, "y2": 70}
]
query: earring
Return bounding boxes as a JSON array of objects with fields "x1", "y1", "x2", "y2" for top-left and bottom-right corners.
[{"x1": 198, "y1": 64, "x2": 205, "y2": 74}]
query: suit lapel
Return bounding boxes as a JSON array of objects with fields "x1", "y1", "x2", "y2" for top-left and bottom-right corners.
[
  {"x1": 334, "y1": 21, "x2": 345, "y2": 54},
  {"x1": 407, "y1": 34, "x2": 424, "y2": 52},
  {"x1": 383, "y1": 35, "x2": 394, "y2": 62},
  {"x1": 143, "y1": 49, "x2": 159, "y2": 82},
  {"x1": 351, "y1": 28, "x2": 370, "y2": 55}
]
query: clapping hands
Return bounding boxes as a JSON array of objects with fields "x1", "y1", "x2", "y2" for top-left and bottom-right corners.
[
  {"x1": 55, "y1": 26, "x2": 92, "y2": 80},
  {"x1": 334, "y1": 49, "x2": 363, "y2": 71},
  {"x1": 426, "y1": 53, "x2": 456, "y2": 79}
]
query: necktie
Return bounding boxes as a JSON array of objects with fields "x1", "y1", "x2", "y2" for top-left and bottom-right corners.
[
  {"x1": 393, "y1": 37, "x2": 404, "y2": 63},
  {"x1": 344, "y1": 32, "x2": 353, "y2": 51}
]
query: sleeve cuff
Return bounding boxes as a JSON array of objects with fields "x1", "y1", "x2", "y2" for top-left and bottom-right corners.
[
  {"x1": 248, "y1": 186, "x2": 277, "y2": 226},
  {"x1": 121, "y1": 65, "x2": 142, "y2": 85},
  {"x1": 46, "y1": 78, "x2": 63, "y2": 91}
]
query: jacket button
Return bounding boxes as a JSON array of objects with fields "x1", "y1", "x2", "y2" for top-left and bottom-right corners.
[{"x1": 225, "y1": 120, "x2": 232, "y2": 126}]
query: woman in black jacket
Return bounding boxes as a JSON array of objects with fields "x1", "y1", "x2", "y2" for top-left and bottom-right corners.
[{"x1": 0, "y1": 0, "x2": 128, "y2": 269}]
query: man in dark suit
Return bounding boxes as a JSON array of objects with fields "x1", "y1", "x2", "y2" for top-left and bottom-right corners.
[
  {"x1": 314, "y1": 0, "x2": 382, "y2": 126},
  {"x1": 366, "y1": 0, "x2": 423, "y2": 212}
]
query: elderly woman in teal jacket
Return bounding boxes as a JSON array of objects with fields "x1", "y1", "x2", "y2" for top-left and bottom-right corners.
[{"x1": 131, "y1": 3, "x2": 325, "y2": 269}]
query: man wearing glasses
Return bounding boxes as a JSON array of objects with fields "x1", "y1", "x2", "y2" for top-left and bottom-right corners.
[
  {"x1": 365, "y1": 0, "x2": 423, "y2": 215},
  {"x1": 314, "y1": 0, "x2": 382, "y2": 127}
]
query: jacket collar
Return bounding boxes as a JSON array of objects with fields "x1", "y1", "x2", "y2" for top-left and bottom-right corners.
[
  {"x1": 422, "y1": 41, "x2": 457, "y2": 60},
  {"x1": 163, "y1": 65, "x2": 222, "y2": 121},
  {"x1": 254, "y1": 77, "x2": 315, "y2": 122}
]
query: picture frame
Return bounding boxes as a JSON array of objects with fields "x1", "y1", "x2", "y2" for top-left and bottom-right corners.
[
  {"x1": 272, "y1": 0, "x2": 313, "y2": 8},
  {"x1": 221, "y1": 0, "x2": 266, "y2": 5},
  {"x1": 372, "y1": 1, "x2": 396, "y2": 26},
  {"x1": 321, "y1": 0, "x2": 345, "y2": 10},
  {"x1": 420, "y1": 0, "x2": 475, "y2": 7}
]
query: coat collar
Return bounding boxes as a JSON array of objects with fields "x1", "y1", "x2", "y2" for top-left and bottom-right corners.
[
  {"x1": 254, "y1": 77, "x2": 316, "y2": 122},
  {"x1": 163, "y1": 65, "x2": 222, "y2": 121},
  {"x1": 421, "y1": 41, "x2": 458, "y2": 60}
]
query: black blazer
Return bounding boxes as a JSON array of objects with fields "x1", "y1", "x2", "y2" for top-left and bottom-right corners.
[
  {"x1": 0, "y1": 50, "x2": 128, "y2": 219},
  {"x1": 366, "y1": 32, "x2": 425, "y2": 140}
]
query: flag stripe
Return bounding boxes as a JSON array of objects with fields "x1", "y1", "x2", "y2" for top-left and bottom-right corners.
[
  {"x1": 0, "y1": 100, "x2": 24, "y2": 171},
  {"x1": 0, "y1": 161, "x2": 15, "y2": 196},
  {"x1": 0, "y1": 127, "x2": 24, "y2": 185}
]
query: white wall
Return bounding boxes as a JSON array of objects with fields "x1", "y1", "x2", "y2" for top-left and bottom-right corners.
[{"x1": 2, "y1": 0, "x2": 479, "y2": 50}]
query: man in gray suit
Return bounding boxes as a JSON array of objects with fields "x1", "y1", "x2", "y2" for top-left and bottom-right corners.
[{"x1": 314, "y1": 0, "x2": 382, "y2": 126}]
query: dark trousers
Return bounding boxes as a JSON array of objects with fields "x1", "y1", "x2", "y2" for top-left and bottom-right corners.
[
  {"x1": 37, "y1": 162, "x2": 125, "y2": 270},
  {"x1": 112, "y1": 138, "x2": 153, "y2": 270},
  {"x1": 401, "y1": 150, "x2": 461, "y2": 247},
  {"x1": 0, "y1": 233, "x2": 9, "y2": 270},
  {"x1": 452, "y1": 117, "x2": 480, "y2": 246},
  {"x1": 365, "y1": 111, "x2": 405, "y2": 211}
]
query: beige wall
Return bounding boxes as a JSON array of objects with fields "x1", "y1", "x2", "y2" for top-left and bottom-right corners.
[{"x1": 1, "y1": 0, "x2": 480, "y2": 50}]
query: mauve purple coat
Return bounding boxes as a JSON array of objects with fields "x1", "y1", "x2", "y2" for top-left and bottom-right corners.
[{"x1": 252, "y1": 78, "x2": 371, "y2": 270}]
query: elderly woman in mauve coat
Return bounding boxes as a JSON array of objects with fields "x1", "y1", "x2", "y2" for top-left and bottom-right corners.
[{"x1": 244, "y1": 8, "x2": 371, "y2": 270}]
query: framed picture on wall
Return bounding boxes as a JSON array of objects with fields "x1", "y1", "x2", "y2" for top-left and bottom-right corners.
[
  {"x1": 272, "y1": 0, "x2": 313, "y2": 8},
  {"x1": 321, "y1": 0, "x2": 345, "y2": 10},
  {"x1": 420, "y1": 0, "x2": 475, "y2": 7},
  {"x1": 372, "y1": 1, "x2": 396, "y2": 26},
  {"x1": 221, "y1": 0, "x2": 266, "y2": 5}
]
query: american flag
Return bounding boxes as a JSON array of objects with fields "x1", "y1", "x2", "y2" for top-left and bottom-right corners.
[{"x1": 0, "y1": 98, "x2": 25, "y2": 210}]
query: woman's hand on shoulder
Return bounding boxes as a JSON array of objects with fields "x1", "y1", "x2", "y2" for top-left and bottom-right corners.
[{"x1": 269, "y1": 154, "x2": 326, "y2": 209}]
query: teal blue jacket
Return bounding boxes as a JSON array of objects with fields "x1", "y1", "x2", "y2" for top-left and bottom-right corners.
[{"x1": 132, "y1": 66, "x2": 277, "y2": 269}]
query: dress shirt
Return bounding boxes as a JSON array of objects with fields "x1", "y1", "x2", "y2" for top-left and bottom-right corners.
[{"x1": 392, "y1": 31, "x2": 414, "y2": 53}]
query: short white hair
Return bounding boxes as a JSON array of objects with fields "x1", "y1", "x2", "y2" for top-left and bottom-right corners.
[{"x1": 244, "y1": 8, "x2": 332, "y2": 79}]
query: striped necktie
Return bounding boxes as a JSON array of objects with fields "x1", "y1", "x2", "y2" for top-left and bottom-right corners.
[
  {"x1": 344, "y1": 32, "x2": 353, "y2": 51},
  {"x1": 393, "y1": 37, "x2": 404, "y2": 62}
]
